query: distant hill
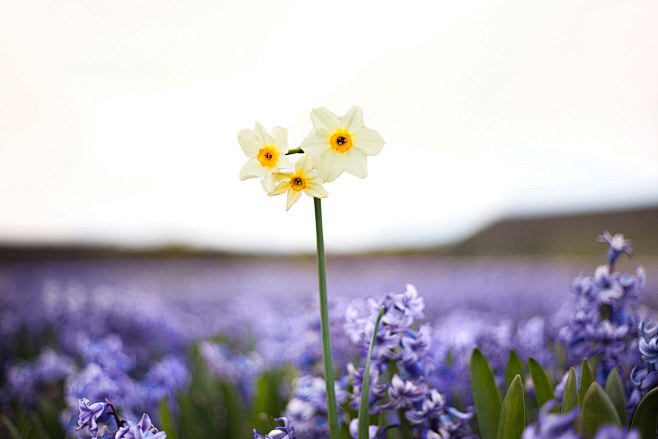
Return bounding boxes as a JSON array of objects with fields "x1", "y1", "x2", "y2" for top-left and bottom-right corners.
[
  {"x1": 447, "y1": 206, "x2": 658, "y2": 256},
  {"x1": 0, "y1": 206, "x2": 656, "y2": 261}
]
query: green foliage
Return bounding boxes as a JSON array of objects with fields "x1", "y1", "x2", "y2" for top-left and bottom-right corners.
[
  {"x1": 159, "y1": 398, "x2": 179, "y2": 439},
  {"x1": 505, "y1": 351, "x2": 524, "y2": 390},
  {"x1": 604, "y1": 368, "x2": 627, "y2": 426},
  {"x1": 358, "y1": 306, "x2": 385, "y2": 439},
  {"x1": 581, "y1": 382, "x2": 621, "y2": 438},
  {"x1": 528, "y1": 357, "x2": 555, "y2": 410},
  {"x1": 497, "y1": 375, "x2": 525, "y2": 439},
  {"x1": 561, "y1": 368, "x2": 579, "y2": 415},
  {"x1": 579, "y1": 358, "x2": 594, "y2": 409},
  {"x1": 1, "y1": 415, "x2": 22, "y2": 439},
  {"x1": 470, "y1": 347, "x2": 502, "y2": 439},
  {"x1": 631, "y1": 387, "x2": 658, "y2": 439}
]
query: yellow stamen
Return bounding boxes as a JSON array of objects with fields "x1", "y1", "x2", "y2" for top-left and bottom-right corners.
[
  {"x1": 330, "y1": 130, "x2": 353, "y2": 153},
  {"x1": 257, "y1": 146, "x2": 279, "y2": 167},
  {"x1": 290, "y1": 175, "x2": 307, "y2": 191}
]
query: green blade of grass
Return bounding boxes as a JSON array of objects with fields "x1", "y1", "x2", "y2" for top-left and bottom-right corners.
[{"x1": 358, "y1": 306, "x2": 385, "y2": 439}]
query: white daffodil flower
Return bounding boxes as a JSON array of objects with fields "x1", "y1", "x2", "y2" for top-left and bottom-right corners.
[
  {"x1": 270, "y1": 154, "x2": 328, "y2": 210},
  {"x1": 300, "y1": 106, "x2": 384, "y2": 183},
  {"x1": 238, "y1": 122, "x2": 293, "y2": 193}
]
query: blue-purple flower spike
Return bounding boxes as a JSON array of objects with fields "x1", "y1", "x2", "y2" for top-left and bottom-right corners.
[{"x1": 598, "y1": 231, "x2": 633, "y2": 267}]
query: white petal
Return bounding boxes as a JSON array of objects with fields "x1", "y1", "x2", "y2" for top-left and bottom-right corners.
[
  {"x1": 271, "y1": 181, "x2": 290, "y2": 196},
  {"x1": 317, "y1": 150, "x2": 344, "y2": 183},
  {"x1": 353, "y1": 127, "x2": 384, "y2": 155},
  {"x1": 276, "y1": 154, "x2": 293, "y2": 170},
  {"x1": 300, "y1": 130, "x2": 331, "y2": 158},
  {"x1": 286, "y1": 190, "x2": 302, "y2": 210},
  {"x1": 261, "y1": 173, "x2": 277, "y2": 194},
  {"x1": 304, "y1": 181, "x2": 328, "y2": 198},
  {"x1": 294, "y1": 154, "x2": 311, "y2": 174},
  {"x1": 253, "y1": 121, "x2": 274, "y2": 145},
  {"x1": 239, "y1": 157, "x2": 266, "y2": 180},
  {"x1": 310, "y1": 107, "x2": 339, "y2": 131},
  {"x1": 341, "y1": 149, "x2": 368, "y2": 179},
  {"x1": 339, "y1": 106, "x2": 364, "y2": 131},
  {"x1": 272, "y1": 126, "x2": 288, "y2": 152},
  {"x1": 237, "y1": 129, "x2": 260, "y2": 156}
]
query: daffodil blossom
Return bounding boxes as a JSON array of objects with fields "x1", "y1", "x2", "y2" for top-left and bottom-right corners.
[
  {"x1": 300, "y1": 106, "x2": 384, "y2": 183},
  {"x1": 270, "y1": 154, "x2": 328, "y2": 210},
  {"x1": 238, "y1": 122, "x2": 293, "y2": 193}
]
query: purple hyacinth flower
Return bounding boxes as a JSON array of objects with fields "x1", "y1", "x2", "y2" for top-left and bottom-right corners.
[
  {"x1": 638, "y1": 320, "x2": 658, "y2": 366},
  {"x1": 253, "y1": 417, "x2": 296, "y2": 439},
  {"x1": 401, "y1": 324, "x2": 432, "y2": 364},
  {"x1": 593, "y1": 425, "x2": 639, "y2": 439},
  {"x1": 598, "y1": 231, "x2": 633, "y2": 266},
  {"x1": 405, "y1": 388, "x2": 446, "y2": 425},
  {"x1": 76, "y1": 398, "x2": 111, "y2": 436},
  {"x1": 115, "y1": 414, "x2": 166, "y2": 439},
  {"x1": 382, "y1": 374, "x2": 427, "y2": 410},
  {"x1": 522, "y1": 401, "x2": 580, "y2": 439}
]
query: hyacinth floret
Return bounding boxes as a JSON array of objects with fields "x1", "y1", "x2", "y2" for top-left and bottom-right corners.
[
  {"x1": 521, "y1": 401, "x2": 580, "y2": 439},
  {"x1": 631, "y1": 319, "x2": 658, "y2": 392},
  {"x1": 382, "y1": 374, "x2": 428, "y2": 410},
  {"x1": 598, "y1": 231, "x2": 633, "y2": 266},
  {"x1": 348, "y1": 419, "x2": 394, "y2": 439},
  {"x1": 253, "y1": 417, "x2": 296, "y2": 439},
  {"x1": 77, "y1": 398, "x2": 112, "y2": 437},
  {"x1": 114, "y1": 413, "x2": 166, "y2": 439},
  {"x1": 405, "y1": 388, "x2": 446, "y2": 425}
]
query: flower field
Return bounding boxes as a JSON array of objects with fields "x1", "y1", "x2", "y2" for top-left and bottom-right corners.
[{"x1": 1, "y1": 235, "x2": 657, "y2": 439}]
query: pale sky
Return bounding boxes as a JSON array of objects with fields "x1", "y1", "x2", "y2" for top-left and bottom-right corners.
[{"x1": 1, "y1": 0, "x2": 657, "y2": 253}]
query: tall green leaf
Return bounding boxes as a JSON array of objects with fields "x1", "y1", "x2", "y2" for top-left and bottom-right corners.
[
  {"x1": 497, "y1": 375, "x2": 525, "y2": 439},
  {"x1": 579, "y1": 358, "x2": 594, "y2": 408},
  {"x1": 470, "y1": 347, "x2": 502, "y2": 439},
  {"x1": 561, "y1": 368, "x2": 579, "y2": 414},
  {"x1": 528, "y1": 357, "x2": 555, "y2": 410},
  {"x1": 581, "y1": 382, "x2": 621, "y2": 438},
  {"x1": 604, "y1": 368, "x2": 627, "y2": 426},
  {"x1": 0, "y1": 415, "x2": 22, "y2": 439},
  {"x1": 159, "y1": 398, "x2": 179, "y2": 439},
  {"x1": 505, "y1": 351, "x2": 524, "y2": 390},
  {"x1": 631, "y1": 387, "x2": 658, "y2": 439},
  {"x1": 358, "y1": 306, "x2": 385, "y2": 439}
]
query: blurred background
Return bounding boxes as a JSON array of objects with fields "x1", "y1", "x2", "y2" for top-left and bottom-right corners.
[{"x1": 1, "y1": 0, "x2": 657, "y2": 257}]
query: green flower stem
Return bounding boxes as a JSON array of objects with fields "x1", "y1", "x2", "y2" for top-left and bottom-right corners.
[
  {"x1": 285, "y1": 148, "x2": 304, "y2": 155},
  {"x1": 313, "y1": 197, "x2": 340, "y2": 439}
]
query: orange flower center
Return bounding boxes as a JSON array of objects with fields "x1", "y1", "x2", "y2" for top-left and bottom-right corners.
[
  {"x1": 330, "y1": 130, "x2": 353, "y2": 153},
  {"x1": 290, "y1": 175, "x2": 306, "y2": 191},
  {"x1": 257, "y1": 146, "x2": 279, "y2": 167}
]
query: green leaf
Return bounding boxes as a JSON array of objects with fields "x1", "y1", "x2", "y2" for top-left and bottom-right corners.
[
  {"x1": 505, "y1": 351, "x2": 524, "y2": 390},
  {"x1": 1, "y1": 415, "x2": 23, "y2": 439},
  {"x1": 579, "y1": 358, "x2": 594, "y2": 408},
  {"x1": 159, "y1": 398, "x2": 179, "y2": 439},
  {"x1": 528, "y1": 357, "x2": 555, "y2": 410},
  {"x1": 581, "y1": 382, "x2": 621, "y2": 438},
  {"x1": 358, "y1": 306, "x2": 385, "y2": 439},
  {"x1": 470, "y1": 347, "x2": 502, "y2": 439},
  {"x1": 561, "y1": 368, "x2": 579, "y2": 415},
  {"x1": 604, "y1": 368, "x2": 627, "y2": 426},
  {"x1": 497, "y1": 375, "x2": 525, "y2": 439},
  {"x1": 631, "y1": 387, "x2": 658, "y2": 439}
]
